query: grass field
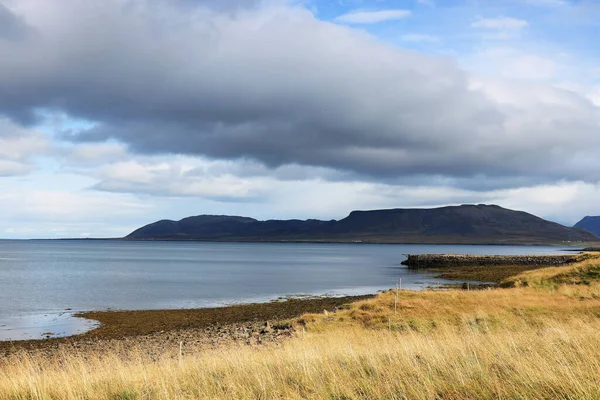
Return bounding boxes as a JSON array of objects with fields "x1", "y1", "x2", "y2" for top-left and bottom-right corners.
[{"x1": 2, "y1": 254, "x2": 600, "y2": 399}]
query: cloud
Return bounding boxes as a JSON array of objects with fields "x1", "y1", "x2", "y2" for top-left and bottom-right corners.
[
  {"x1": 62, "y1": 142, "x2": 355, "y2": 201},
  {"x1": 589, "y1": 86, "x2": 600, "y2": 107},
  {"x1": 0, "y1": 118, "x2": 49, "y2": 176},
  {"x1": 334, "y1": 9, "x2": 411, "y2": 24},
  {"x1": 464, "y1": 47, "x2": 561, "y2": 81},
  {"x1": 525, "y1": 0, "x2": 567, "y2": 6},
  {"x1": 0, "y1": 3, "x2": 35, "y2": 41},
  {"x1": 0, "y1": 0, "x2": 599, "y2": 193},
  {"x1": 0, "y1": 186, "x2": 152, "y2": 238},
  {"x1": 489, "y1": 181, "x2": 600, "y2": 226},
  {"x1": 472, "y1": 16, "x2": 528, "y2": 31},
  {"x1": 507, "y1": 55, "x2": 557, "y2": 80},
  {"x1": 92, "y1": 160, "x2": 268, "y2": 201},
  {"x1": 65, "y1": 142, "x2": 128, "y2": 166},
  {"x1": 14, "y1": 189, "x2": 148, "y2": 221}
]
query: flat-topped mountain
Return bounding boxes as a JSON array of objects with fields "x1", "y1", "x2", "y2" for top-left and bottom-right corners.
[
  {"x1": 126, "y1": 204, "x2": 599, "y2": 244},
  {"x1": 574, "y1": 216, "x2": 600, "y2": 237}
]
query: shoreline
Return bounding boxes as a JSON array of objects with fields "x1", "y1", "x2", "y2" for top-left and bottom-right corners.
[
  {"x1": 0, "y1": 295, "x2": 373, "y2": 357},
  {"x1": 1, "y1": 249, "x2": 588, "y2": 357},
  {"x1": 5, "y1": 255, "x2": 600, "y2": 399},
  {"x1": 2, "y1": 251, "x2": 583, "y2": 350},
  {"x1": 24, "y1": 238, "x2": 598, "y2": 246}
]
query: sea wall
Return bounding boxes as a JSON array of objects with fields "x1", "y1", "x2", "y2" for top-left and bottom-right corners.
[{"x1": 402, "y1": 254, "x2": 580, "y2": 269}]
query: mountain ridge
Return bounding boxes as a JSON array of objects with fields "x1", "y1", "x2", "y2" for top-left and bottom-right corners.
[{"x1": 126, "y1": 204, "x2": 599, "y2": 245}]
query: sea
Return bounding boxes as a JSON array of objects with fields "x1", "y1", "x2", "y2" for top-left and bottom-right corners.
[{"x1": 0, "y1": 240, "x2": 570, "y2": 340}]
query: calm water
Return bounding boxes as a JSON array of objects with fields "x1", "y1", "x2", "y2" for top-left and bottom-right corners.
[{"x1": 0, "y1": 240, "x2": 568, "y2": 340}]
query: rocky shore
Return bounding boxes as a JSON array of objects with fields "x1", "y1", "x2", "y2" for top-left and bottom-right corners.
[
  {"x1": 1, "y1": 320, "x2": 295, "y2": 361},
  {"x1": 0, "y1": 295, "x2": 371, "y2": 359},
  {"x1": 402, "y1": 254, "x2": 580, "y2": 269}
]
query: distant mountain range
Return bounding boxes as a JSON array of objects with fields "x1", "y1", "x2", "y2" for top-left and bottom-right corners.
[
  {"x1": 574, "y1": 216, "x2": 600, "y2": 237},
  {"x1": 126, "y1": 204, "x2": 599, "y2": 245}
]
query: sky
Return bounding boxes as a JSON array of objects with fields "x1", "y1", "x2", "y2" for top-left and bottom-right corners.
[{"x1": 0, "y1": 0, "x2": 599, "y2": 238}]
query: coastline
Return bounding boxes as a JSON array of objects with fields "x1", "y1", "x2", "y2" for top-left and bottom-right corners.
[
  {"x1": 0, "y1": 295, "x2": 372, "y2": 357},
  {"x1": 5, "y1": 254, "x2": 600, "y2": 398},
  {"x1": 2, "y1": 250, "x2": 586, "y2": 355},
  {"x1": 54, "y1": 237, "x2": 598, "y2": 246}
]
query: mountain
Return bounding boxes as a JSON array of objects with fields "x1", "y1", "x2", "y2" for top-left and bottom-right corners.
[
  {"x1": 574, "y1": 216, "x2": 600, "y2": 237},
  {"x1": 126, "y1": 204, "x2": 599, "y2": 245}
]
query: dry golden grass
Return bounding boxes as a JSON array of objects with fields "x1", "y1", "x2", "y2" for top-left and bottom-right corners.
[
  {"x1": 3, "y1": 321, "x2": 600, "y2": 399},
  {"x1": 3, "y1": 254, "x2": 600, "y2": 399},
  {"x1": 503, "y1": 252, "x2": 600, "y2": 289}
]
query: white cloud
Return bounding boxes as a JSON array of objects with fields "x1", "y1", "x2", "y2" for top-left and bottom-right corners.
[
  {"x1": 2, "y1": 152, "x2": 599, "y2": 238},
  {"x1": 91, "y1": 159, "x2": 269, "y2": 200},
  {"x1": 465, "y1": 47, "x2": 559, "y2": 81},
  {"x1": 66, "y1": 142, "x2": 128, "y2": 166},
  {"x1": 472, "y1": 16, "x2": 528, "y2": 31},
  {"x1": 589, "y1": 86, "x2": 600, "y2": 107},
  {"x1": 526, "y1": 0, "x2": 567, "y2": 6},
  {"x1": 0, "y1": 185, "x2": 151, "y2": 237},
  {"x1": 0, "y1": 119, "x2": 50, "y2": 176},
  {"x1": 506, "y1": 55, "x2": 558, "y2": 80},
  {"x1": 335, "y1": 9, "x2": 411, "y2": 24},
  {"x1": 97, "y1": 161, "x2": 157, "y2": 185},
  {"x1": 489, "y1": 181, "x2": 600, "y2": 226},
  {"x1": 15, "y1": 190, "x2": 148, "y2": 220}
]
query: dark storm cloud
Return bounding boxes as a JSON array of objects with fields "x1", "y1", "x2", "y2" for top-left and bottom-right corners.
[{"x1": 1, "y1": 0, "x2": 600, "y2": 188}]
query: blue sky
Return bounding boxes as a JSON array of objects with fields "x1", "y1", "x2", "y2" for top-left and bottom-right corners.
[
  {"x1": 322, "y1": 0, "x2": 599, "y2": 81},
  {"x1": 0, "y1": 0, "x2": 599, "y2": 238}
]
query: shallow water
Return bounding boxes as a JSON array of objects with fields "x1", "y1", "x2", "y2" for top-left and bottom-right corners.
[
  {"x1": 0, "y1": 240, "x2": 568, "y2": 340},
  {"x1": 0, "y1": 313, "x2": 98, "y2": 341}
]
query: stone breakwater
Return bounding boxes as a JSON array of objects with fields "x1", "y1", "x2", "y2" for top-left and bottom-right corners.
[
  {"x1": 583, "y1": 247, "x2": 600, "y2": 252},
  {"x1": 401, "y1": 254, "x2": 580, "y2": 269}
]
